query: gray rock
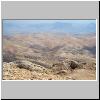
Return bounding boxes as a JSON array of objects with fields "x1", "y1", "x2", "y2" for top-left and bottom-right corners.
[
  {"x1": 52, "y1": 62, "x2": 68, "y2": 71},
  {"x1": 69, "y1": 60, "x2": 80, "y2": 69},
  {"x1": 14, "y1": 60, "x2": 48, "y2": 72},
  {"x1": 15, "y1": 60, "x2": 33, "y2": 71}
]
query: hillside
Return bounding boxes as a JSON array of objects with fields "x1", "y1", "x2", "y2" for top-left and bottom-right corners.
[{"x1": 2, "y1": 33, "x2": 96, "y2": 80}]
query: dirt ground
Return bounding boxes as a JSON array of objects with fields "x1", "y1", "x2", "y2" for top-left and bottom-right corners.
[{"x1": 3, "y1": 62, "x2": 96, "y2": 80}]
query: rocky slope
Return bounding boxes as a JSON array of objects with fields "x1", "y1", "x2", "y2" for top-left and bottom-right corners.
[{"x1": 2, "y1": 33, "x2": 96, "y2": 80}]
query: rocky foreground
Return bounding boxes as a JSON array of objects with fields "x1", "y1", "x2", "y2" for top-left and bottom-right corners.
[
  {"x1": 3, "y1": 56, "x2": 96, "y2": 80},
  {"x1": 3, "y1": 33, "x2": 96, "y2": 80}
]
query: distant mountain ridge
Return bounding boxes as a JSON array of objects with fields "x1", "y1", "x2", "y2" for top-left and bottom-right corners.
[{"x1": 3, "y1": 21, "x2": 96, "y2": 35}]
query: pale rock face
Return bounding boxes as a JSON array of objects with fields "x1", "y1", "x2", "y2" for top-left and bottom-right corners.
[{"x1": 59, "y1": 52, "x2": 67, "y2": 58}]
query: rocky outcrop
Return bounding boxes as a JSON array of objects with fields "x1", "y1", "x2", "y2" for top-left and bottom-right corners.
[
  {"x1": 15, "y1": 60, "x2": 34, "y2": 71},
  {"x1": 52, "y1": 62, "x2": 68, "y2": 71},
  {"x1": 14, "y1": 60, "x2": 47, "y2": 72},
  {"x1": 69, "y1": 60, "x2": 80, "y2": 69}
]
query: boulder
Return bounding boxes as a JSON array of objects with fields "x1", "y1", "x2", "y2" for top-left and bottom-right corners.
[
  {"x1": 52, "y1": 62, "x2": 68, "y2": 71},
  {"x1": 14, "y1": 60, "x2": 48, "y2": 72},
  {"x1": 15, "y1": 60, "x2": 33, "y2": 71},
  {"x1": 69, "y1": 60, "x2": 80, "y2": 69}
]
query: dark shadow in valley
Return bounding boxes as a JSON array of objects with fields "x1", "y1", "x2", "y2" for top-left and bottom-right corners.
[{"x1": 83, "y1": 46, "x2": 96, "y2": 57}]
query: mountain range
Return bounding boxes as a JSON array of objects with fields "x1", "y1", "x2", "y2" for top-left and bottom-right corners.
[{"x1": 3, "y1": 21, "x2": 96, "y2": 35}]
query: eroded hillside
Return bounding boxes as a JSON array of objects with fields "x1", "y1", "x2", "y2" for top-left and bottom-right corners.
[{"x1": 2, "y1": 33, "x2": 96, "y2": 80}]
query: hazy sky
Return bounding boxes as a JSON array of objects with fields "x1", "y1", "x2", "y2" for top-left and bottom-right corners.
[
  {"x1": 3, "y1": 19, "x2": 96, "y2": 24},
  {"x1": 3, "y1": 19, "x2": 96, "y2": 34}
]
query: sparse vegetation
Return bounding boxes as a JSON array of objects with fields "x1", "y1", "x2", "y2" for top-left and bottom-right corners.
[
  {"x1": 3, "y1": 32, "x2": 96, "y2": 80},
  {"x1": 3, "y1": 51, "x2": 17, "y2": 62}
]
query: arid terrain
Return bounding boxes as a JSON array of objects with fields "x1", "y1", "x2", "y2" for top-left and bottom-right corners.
[{"x1": 2, "y1": 32, "x2": 96, "y2": 80}]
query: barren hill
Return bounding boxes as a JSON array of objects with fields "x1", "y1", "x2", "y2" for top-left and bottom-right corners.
[{"x1": 3, "y1": 33, "x2": 96, "y2": 80}]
